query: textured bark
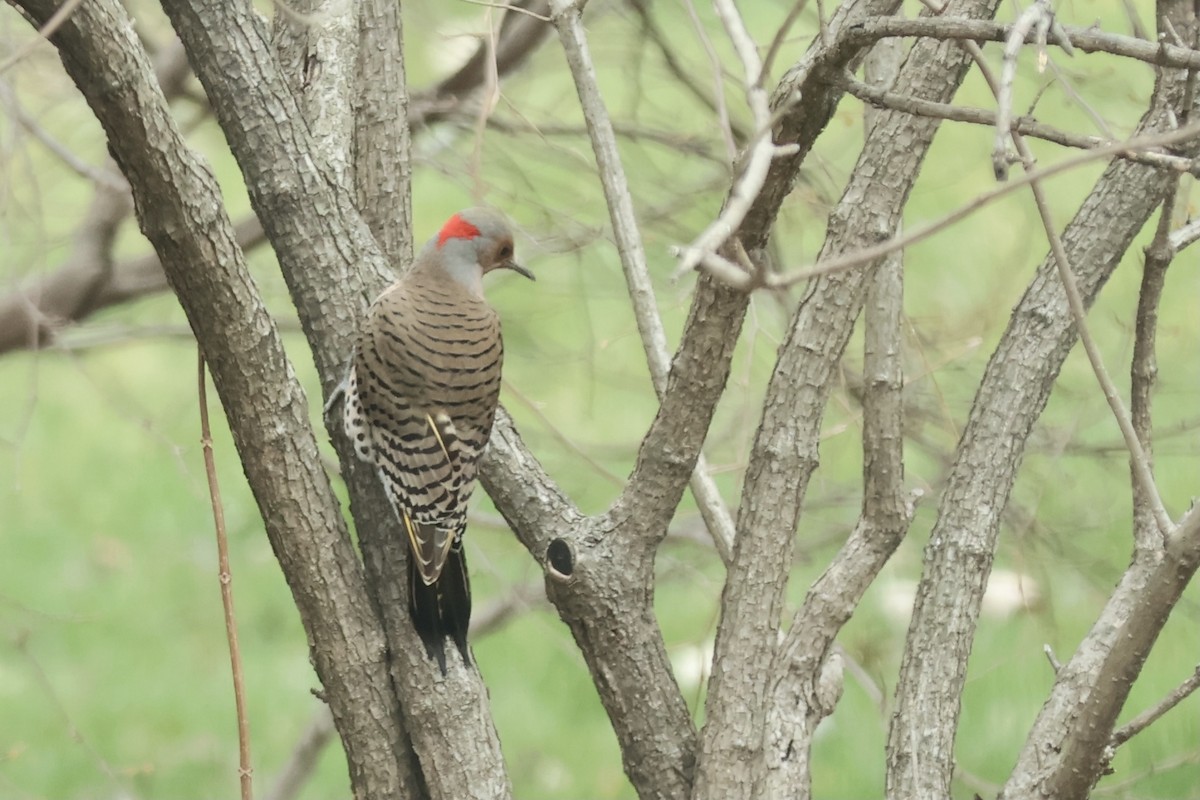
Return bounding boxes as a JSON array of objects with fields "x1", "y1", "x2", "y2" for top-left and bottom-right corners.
[
  {"x1": 999, "y1": 537, "x2": 1200, "y2": 799},
  {"x1": 691, "y1": 2, "x2": 1001, "y2": 797},
  {"x1": 353, "y1": 0, "x2": 414, "y2": 262},
  {"x1": 8, "y1": 1, "x2": 411, "y2": 797},
  {"x1": 489, "y1": 1, "x2": 907, "y2": 797},
  {"x1": 7, "y1": 2, "x2": 1198, "y2": 798},
  {"x1": 759, "y1": 39, "x2": 911, "y2": 799},
  {"x1": 886, "y1": 2, "x2": 1200, "y2": 796},
  {"x1": 155, "y1": 1, "x2": 511, "y2": 797},
  {"x1": 0, "y1": 3, "x2": 550, "y2": 357},
  {"x1": 271, "y1": 0, "x2": 428, "y2": 793}
]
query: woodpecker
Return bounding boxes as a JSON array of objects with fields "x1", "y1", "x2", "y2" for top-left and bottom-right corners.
[{"x1": 337, "y1": 208, "x2": 532, "y2": 670}]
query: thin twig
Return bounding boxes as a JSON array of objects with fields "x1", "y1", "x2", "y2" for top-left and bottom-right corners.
[
  {"x1": 834, "y1": 70, "x2": 1199, "y2": 173},
  {"x1": 501, "y1": 379, "x2": 625, "y2": 488},
  {"x1": 993, "y1": 0, "x2": 1050, "y2": 179},
  {"x1": 550, "y1": 0, "x2": 736, "y2": 558},
  {"x1": 672, "y1": 0, "x2": 778, "y2": 278},
  {"x1": 470, "y1": 5, "x2": 503, "y2": 199},
  {"x1": 12, "y1": 632, "x2": 125, "y2": 791},
  {"x1": 834, "y1": 16, "x2": 1200, "y2": 71},
  {"x1": 962, "y1": 29, "x2": 1176, "y2": 539},
  {"x1": 1043, "y1": 643, "x2": 1062, "y2": 673},
  {"x1": 0, "y1": 79, "x2": 128, "y2": 190},
  {"x1": 1028, "y1": 162, "x2": 1174, "y2": 538},
  {"x1": 461, "y1": 0, "x2": 551, "y2": 21},
  {"x1": 624, "y1": 0, "x2": 749, "y2": 144},
  {"x1": 761, "y1": 0, "x2": 811, "y2": 83},
  {"x1": 1111, "y1": 663, "x2": 1200, "y2": 746},
  {"x1": 681, "y1": 0, "x2": 737, "y2": 163},
  {"x1": 1119, "y1": 0, "x2": 1149, "y2": 41},
  {"x1": 0, "y1": 0, "x2": 86, "y2": 74},
  {"x1": 198, "y1": 353, "x2": 254, "y2": 800},
  {"x1": 1167, "y1": 216, "x2": 1200, "y2": 251},
  {"x1": 703, "y1": 122, "x2": 1200, "y2": 291},
  {"x1": 1129, "y1": 187, "x2": 1178, "y2": 548}
]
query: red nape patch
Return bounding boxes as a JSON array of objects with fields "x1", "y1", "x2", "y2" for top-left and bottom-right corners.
[{"x1": 437, "y1": 214, "x2": 482, "y2": 248}]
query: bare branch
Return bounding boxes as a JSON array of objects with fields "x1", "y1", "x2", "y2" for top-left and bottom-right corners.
[
  {"x1": 696, "y1": 2, "x2": 998, "y2": 796},
  {"x1": 892, "y1": 2, "x2": 1200, "y2": 793},
  {"x1": 680, "y1": 0, "x2": 737, "y2": 163},
  {"x1": 0, "y1": 215, "x2": 265, "y2": 356},
  {"x1": 983, "y1": 37, "x2": 1177, "y2": 538},
  {"x1": 481, "y1": 407, "x2": 701, "y2": 800},
  {"x1": 0, "y1": 2, "x2": 546, "y2": 360},
  {"x1": 760, "y1": 38, "x2": 913, "y2": 798},
  {"x1": 1130, "y1": 195, "x2": 1178, "y2": 549},
  {"x1": 0, "y1": 29, "x2": 249, "y2": 357},
  {"x1": 836, "y1": 16, "x2": 1200, "y2": 70},
  {"x1": 762, "y1": 1, "x2": 812, "y2": 82},
  {"x1": 0, "y1": 77, "x2": 126, "y2": 189},
  {"x1": 712, "y1": 123, "x2": 1200, "y2": 292},
  {"x1": 1111, "y1": 663, "x2": 1200, "y2": 747},
  {"x1": 9, "y1": 2, "x2": 414, "y2": 797},
  {"x1": 671, "y1": 0, "x2": 776, "y2": 277},
  {"x1": 549, "y1": 1, "x2": 666, "y2": 387},
  {"x1": 550, "y1": 0, "x2": 736, "y2": 557},
  {"x1": 1167, "y1": 215, "x2": 1200, "y2": 250},
  {"x1": 1130, "y1": 22, "x2": 1196, "y2": 547},
  {"x1": 198, "y1": 356, "x2": 254, "y2": 800},
  {"x1": 155, "y1": 0, "x2": 514, "y2": 795},
  {"x1": 1038, "y1": 170, "x2": 1174, "y2": 539},
  {"x1": 624, "y1": 0, "x2": 748, "y2": 146},
  {"x1": 992, "y1": 0, "x2": 1053, "y2": 180},
  {"x1": 412, "y1": 0, "x2": 553, "y2": 129},
  {"x1": 0, "y1": 0, "x2": 84, "y2": 73},
  {"x1": 834, "y1": 69, "x2": 1199, "y2": 173},
  {"x1": 1000, "y1": 535, "x2": 1200, "y2": 799}
]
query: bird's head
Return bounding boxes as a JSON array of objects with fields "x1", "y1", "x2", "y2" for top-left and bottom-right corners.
[{"x1": 429, "y1": 207, "x2": 534, "y2": 294}]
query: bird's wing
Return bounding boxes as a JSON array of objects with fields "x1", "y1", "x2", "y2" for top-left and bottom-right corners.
[{"x1": 349, "y1": 282, "x2": 502, "y2": 584}]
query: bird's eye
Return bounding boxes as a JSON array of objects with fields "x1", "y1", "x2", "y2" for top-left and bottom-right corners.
[{"x1": 498, "y1": 244, "x2": 513, "y2": 258}]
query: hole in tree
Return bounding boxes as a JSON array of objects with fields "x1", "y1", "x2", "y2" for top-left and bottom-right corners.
[{"x1": 546, "y1": 538, "x2": 574, "y2": 579}]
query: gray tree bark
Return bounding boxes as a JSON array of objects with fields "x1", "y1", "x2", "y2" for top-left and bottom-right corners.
[{"x1": 5, "y1": 1, "x2": 1200, "y2": 799}]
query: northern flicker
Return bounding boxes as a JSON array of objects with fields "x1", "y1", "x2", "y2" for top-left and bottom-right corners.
[{"x1": 337, "y1": 207, "x2": 532, "y2": 670}]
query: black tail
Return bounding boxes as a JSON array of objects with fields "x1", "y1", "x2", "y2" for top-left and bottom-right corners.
[{"x1": 408, "y1": 542, "x2": 472, "y2": 673}]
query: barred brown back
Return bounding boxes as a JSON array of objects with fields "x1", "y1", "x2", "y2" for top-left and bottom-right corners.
[{"x1": 344, "y1": 261, "x2": 503, "y2": 668}]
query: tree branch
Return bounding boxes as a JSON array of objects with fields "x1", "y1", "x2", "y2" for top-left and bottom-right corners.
[
  {"x1": 1111, "y1": 662, "x2": 1200, "y2": 748},
  {"x1": 999, "y1": 533, "x2": 1200, "y2": 799},
  {"x1": 833, "y1": 69, "x2": 1200, "y2": 173},
  {"x1": 889, "y1": 2, "x2": 1200, "y2": 794},
  {"x1": 550, "y1": 0, "x2": 737, "y2": 559},
  {"x1": 0, "y1": 214, "x2": 265, "y2": 355},
  {"x1": 0, "y1": 34, "x2": 223, "y2": 357},
  {"x1": 154, "y1": 1, "x2": 517, "y2": 796},
  {"x1": 760, "y1": 39, "x2": 914, "y2": 798},
  {"x1": 0, "y1": 3, "x2": 548, "y2": 359},
  {"x1": 7, "y1": 2, "x2": 413, "y2": 797},
  {"x1": 411, "y1": 0, "x2": 553, "y2": 129},
  {"x1": 694, "y1": 0, "x2": 1000, "y2": 796},
  {"x1": 354, "y1": 0, "x2": 413, "y2": 261},
  {"x1": 837, "y1": 16, "x2": 1200, "y2": 70}
]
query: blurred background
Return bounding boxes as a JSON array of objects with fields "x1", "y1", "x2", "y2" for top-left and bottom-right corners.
[{"x1": 1, "y1": 1, "x2": 1198, "y2": 797}]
